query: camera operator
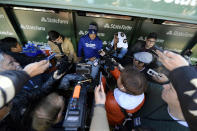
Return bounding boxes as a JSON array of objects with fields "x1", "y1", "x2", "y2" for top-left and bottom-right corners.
[{"x1": 156, "y1": 50, "x2": 197, "y2": 130}]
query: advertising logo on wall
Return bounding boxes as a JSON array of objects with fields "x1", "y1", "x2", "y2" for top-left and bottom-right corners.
[
  {"x1": 0, "y1": 8, "x2": 18, "y2": 39},
  {"x1": 13, "y1": 9, "x2": 75, "y2": 48},
  {"x1": 41, "y1": 17, "x2": 69, "y2": 24},
  {"x1": 76, "y1": 15, "x2": 135, "y2": 46}
]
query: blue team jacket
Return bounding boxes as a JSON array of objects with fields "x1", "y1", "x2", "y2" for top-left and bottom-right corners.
[{"x1": 78, "y1": 34, "x2": 103, "y2": 59}]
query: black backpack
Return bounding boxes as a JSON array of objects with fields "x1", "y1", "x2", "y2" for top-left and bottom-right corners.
[{"x1": 113, "y1": 106, "x2": 141, "y2": 131}]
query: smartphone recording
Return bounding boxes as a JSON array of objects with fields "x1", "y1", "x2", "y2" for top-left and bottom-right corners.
[{"x1": 46, "y1": 53, "x2": 56, "y2": 60}]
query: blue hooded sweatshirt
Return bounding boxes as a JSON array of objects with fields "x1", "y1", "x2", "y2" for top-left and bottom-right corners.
[{"x1": 78, "y1": 34, "x2": 103, "y2": 59}]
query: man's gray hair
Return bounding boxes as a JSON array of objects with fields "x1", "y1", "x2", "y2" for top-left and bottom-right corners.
[{"x1": 0, "y1": 51, "x2": 5, "y2": 68}]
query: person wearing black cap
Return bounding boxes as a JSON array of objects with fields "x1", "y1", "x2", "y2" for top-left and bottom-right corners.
[
  {"x1": 47, "y1": 30, "x2": 78, "y2": 62},
  {"x1": 78, "y1": 22, "x2": 103, "y2": 79}
]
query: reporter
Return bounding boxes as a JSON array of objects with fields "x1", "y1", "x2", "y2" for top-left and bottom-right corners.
[
  {"x1": 137, "y1": 82, "x2": 189, "y2": 131},
  {"x1": 0, "y1": 60, "x2": 49, "y2": 109},
  {"x1": 0, "y1": 70, "x2": 65, "y2": 131},
  {"x1": 90, "y1": 83, "x2": 109, "y2": 131},
  {"x1": 156, "y1": 50, "x2": 197, "y2": 131},
  {"x1": 47, "y1": 30, "x2": 78, "y2": 62},
  {"x1": 0, "y1": 70, "x2": 30, "y2": 109},
  {"x1": 0, "y1": 37, "x2": 46, "y2": 67},
  {"x1": 31, "y1": 93, "x2": 65, "y2": 131}
]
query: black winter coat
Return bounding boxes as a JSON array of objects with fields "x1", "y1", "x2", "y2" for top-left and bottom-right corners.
[
  {"x1": 0, "y1": 76, "x2": 58, "y2": 131},
  {"x1": 169, "y1": 66, "x2": 197, "y2": 131}
]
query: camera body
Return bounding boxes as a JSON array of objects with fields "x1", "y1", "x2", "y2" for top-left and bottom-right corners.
[
  {"x1": 62, "y1": 64, "x2": 93, "y2": 131},
  {"x1": 63, "y1": 86, "x2": 87, "y2": 131},
  {"x1": 45, "y1": 53, "x2": 56, "y2": 60},
  {"x1": 76, "y1": 63, "x2": 92, "y2": 75}
]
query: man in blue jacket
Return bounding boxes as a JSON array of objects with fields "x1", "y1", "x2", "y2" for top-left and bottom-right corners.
[{"x1": 78, "y1": 23, "x2": 103, "y2": 79}]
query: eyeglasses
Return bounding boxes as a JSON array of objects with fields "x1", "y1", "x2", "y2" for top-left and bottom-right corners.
[{"x1": 147, "y1": 40, "x2": 156, "y2": 43}]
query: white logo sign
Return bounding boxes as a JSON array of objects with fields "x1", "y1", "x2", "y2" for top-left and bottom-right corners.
[
  {"x1": 103, "y1": 41, "x2": 108, "y2": 45},
  {"x1": 152, "y1": 0, "x2": 197, "y2": 6},
  {"x1": 28, "y1": 40, "x2": 48, "y2": 46},
  {"x1": 78, "y1": 30, "x2": 105, "y2": 37},
  {"x1": 166, "y1": 30, "x2": 193, "y2": 37},
  {"x1": 85, "y1": 43, "x2": 96, "y2": 49},
  {"x1": 79, "y1": 30, "x2": 88, "y2": 35},
  {"x1": 41, "y1": 17, "x2": 69, "y2": 24},
  {"x1": 104, "y1": 23, "x2": 132, "y2": 31},
  {"x1": 20, "y1": 24, "x2": 45, "y2": 31},
  {"x1": 0, "y1": 31, "x2": 14, "y2": 36},
  {"x1": 191, "y1": 57, "x2": 197, "y2": 62},
  {"x1": 0, "y1": 14, "x2": 4, "y2": 19}
]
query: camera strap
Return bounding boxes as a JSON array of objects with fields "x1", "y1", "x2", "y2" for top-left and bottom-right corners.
[
  {"x1": 54, "y1": 42, "x2": 64, "y2": 54},
  {"x1": 119, "y1": 105, "x2": 141, "y2": 128}
]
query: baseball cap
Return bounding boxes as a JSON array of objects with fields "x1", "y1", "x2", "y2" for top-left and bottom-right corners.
[
  {"x1": 88, "y1": 29, "x2": 97, "y2": 34},
  {"x1": 134, "y1": 52, "x2": 153, "y2": 64},
  {"x1": 88, "y1": 24, "x2": 97, "y2": 34}
]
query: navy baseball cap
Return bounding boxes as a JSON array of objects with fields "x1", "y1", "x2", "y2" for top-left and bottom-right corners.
[
  {"x1": 88, "y1": 24, "x2": 97, "y2": 34},
  {"x1": 88, "y1": 29, "x2": 97, "y2": 34}
]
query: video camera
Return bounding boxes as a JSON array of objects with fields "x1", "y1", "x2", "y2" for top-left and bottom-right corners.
[
  {"x1": 56, "y1": 55, "x2": 73, "y2": 75},
  {"x1": 76, "y1": 63, "x2": 92, "y2": 76},
  {"x1": 99, "y1": 44, "x2": 124, "y2": 72},
  {"x1": 62, "y1": 62, "x2": 94, "y2": 131},
  {"x1": 62, "y1": 81, "x2": 90, "y2": 131}
]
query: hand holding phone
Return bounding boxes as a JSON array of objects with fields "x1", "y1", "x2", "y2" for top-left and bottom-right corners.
[
  {"x1": 151, "y1": 72, "x2": 169, "y2": 83},
  {"x1": 46, "y1": 53, "x2": 56, "y2": 60},
  {"x1": 154, "y1": 46, "x2": 164, "y2": 52},
  {"x1": 95, "y1": 83, "x2": 106, "y2": 105},
  {"x1": 147, "y1": 69, "x2": 160, "y2": 77},
  {"x1": 98, "y1": 49, "x2": 105, "y2": 56}
]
